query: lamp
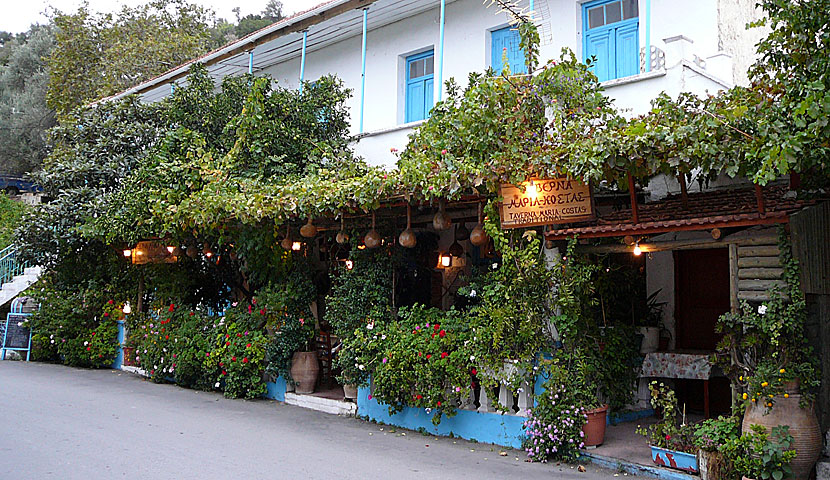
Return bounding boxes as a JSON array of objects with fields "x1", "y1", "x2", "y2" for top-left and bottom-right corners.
[
  {"x1": 526, "y1": 179, "x2": 538, "y2": 199},
  {"x1": 437, "y1": 252, "x2": 452, "y2": 268},
  {"x1": 344, "y1": 259, "x2": 354, "y2": 270},
  {"x1": 633, "y1": 242, "x2": 642, "y2": 256},
  {"x1": 123, "y1": 249, "x2": 132, "y2": 258},
  {"x1": 291, "y1": 241, "x2": 302, "y2": 251},
  {"x1": 166, "y1": 245, "x2": 176, "y2": 254}
]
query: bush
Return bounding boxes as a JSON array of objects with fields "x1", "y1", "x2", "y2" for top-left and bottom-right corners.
[{"x1": 523, "y1": 377, "x2": 587, "y2": 462}]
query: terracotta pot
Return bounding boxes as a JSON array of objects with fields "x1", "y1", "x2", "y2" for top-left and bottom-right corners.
[
  {"x1": 581, "y1": 404, "x2": 609, "y2": 446},
  {"x1": 343, "y1": 383, "x2": 358, "y2": 400},
  {"x1": 742, "y1": 386, "x2": 821, "y2": 480},
  {"x1": 290, "y1": 351, "x2": 320, "y2": 394}
]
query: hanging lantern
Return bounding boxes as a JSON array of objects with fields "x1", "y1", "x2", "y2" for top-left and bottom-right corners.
[
  {"x1": 432, "y1": 199, "x2": 452, "y2": 231},
  {"x1": 436, "y1": 252, "x2": 452, "y2": 269},
  {"x1": 300, "y1": 217, "x2": 317, "y2": 238},
  {"x1": 364, "y1": 211, "x2": 381, "y2": 249},
  {"x1": 399, "y1": 204, "x2": 417, "y2": 248},
  {"x1": 281, "y1": 225, "x2": 294, "y2": 251},
  {"x1": 336, "y1": 216, "x2": 349, "y2": 244},
  {"x1": 470, "y1": 202, "x2": 489, "y2": 247}
]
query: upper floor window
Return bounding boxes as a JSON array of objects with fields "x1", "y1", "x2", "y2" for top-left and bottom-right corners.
[
  {"x1": 491, "y1": 26, "x2": 527, "y2": 75},
  {"x1": 405, "y1": 50, "x2": 434, "y2": 123},
  {"x1": 583, "y1": 0, "x2": 639, "y2": 82}
]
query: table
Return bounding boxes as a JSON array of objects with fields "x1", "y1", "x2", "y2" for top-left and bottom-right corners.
[{"x1": 640, "y1": 351, "x2": 716, "y2": 418}]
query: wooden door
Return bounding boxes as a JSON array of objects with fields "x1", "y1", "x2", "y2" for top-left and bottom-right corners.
[{"x1": 674, "y1": 249, "x2": 731, "y2": 351}]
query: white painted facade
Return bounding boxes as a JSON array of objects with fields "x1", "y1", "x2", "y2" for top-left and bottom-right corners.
[{"x1": 121, "y1": 0, "x2": 762, "y2": 171}]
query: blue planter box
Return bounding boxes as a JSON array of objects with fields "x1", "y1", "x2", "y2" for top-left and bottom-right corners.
[{"x1": 650, "y1": 446, "x2": 698, "y2": 473}]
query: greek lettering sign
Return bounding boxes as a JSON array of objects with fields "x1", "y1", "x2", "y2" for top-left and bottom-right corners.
[{"x1": 499, "y1": 178, "x2": 594, "y2": 228}]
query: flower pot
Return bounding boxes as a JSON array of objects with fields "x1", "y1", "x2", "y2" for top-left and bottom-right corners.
[
  {"x1": 343, "y1": 383, "x2": 358, "y2": 400},
  {"x1": 742, "y1": 387, "x2": 821, "y2": 480},
  {"x1": 638, "y1": 327, "x2": 660, "y2": 354},
  {"x1": 581, "y1": 404, "x2": 609, "y2": 446},
  {"x1": 290, "y1": 351, "x2": 320, "y2": 394},
  {"x1": 650, "y1": 445, "x2": 698, "y2": 473},
  {"x1": 698, "y1": 449, "x2": 729, "y2": 480}
]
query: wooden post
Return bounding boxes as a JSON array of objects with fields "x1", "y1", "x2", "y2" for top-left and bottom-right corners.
[
  {"x1": 729, "y1": 243, "x2": 738, "y2": 313},
  {"x1": 678, "y1": 174, "x2": 689, "y2": 210},
  {"x1": 628, "y1": 174, "x2": 639, "y2": 224},
  {"x1": 754, "y1": 184, "x2": 766, "y2": 215}
]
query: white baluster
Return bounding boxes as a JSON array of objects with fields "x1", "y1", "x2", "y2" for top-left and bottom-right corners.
[{"x1": 477, "y1": 387, "x2": 492, "y2": 413}]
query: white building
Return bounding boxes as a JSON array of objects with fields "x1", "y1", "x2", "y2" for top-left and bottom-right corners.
[{"x1": 107, "y1": 0, "x2": 764, "y2": 172}]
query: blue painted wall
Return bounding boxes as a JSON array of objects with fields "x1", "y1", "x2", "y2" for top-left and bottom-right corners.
[
  {"x1": 264, "y1": 377, "x2": 287, "y2": 402},
  {"x1": 112, "y1": 320, "x2": 126, "y2": 369},
  {"x1": 357, "y1": 385, "x2": 527, "y2": 448}
]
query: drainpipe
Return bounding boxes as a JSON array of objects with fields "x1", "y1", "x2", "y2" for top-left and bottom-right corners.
[
  {"x1": 248, "y1": 51, "x2": 254, "y2": 74},
  {"x1": 359, "y1": 8, "x2": 368, "y2": 133},
  {"x1": 645, "y1": 0, "x2": 651, "y2": 72},
  {"x1": 170, "y1": 83, "x2": 175, "y2": 94},
  {"x1": 437, "y1": 0, "x2": 446, "y2": 102},
  {"x1": 299, "y1": 30, "x2": 308, "y2": 93},
  {"x1": 529, "y1": 0, "x2": 534, "y2": 17}
]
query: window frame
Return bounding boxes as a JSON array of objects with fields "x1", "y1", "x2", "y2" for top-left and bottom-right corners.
[
  {"x1": 404, "y1": 50, "x2": 435, "y2": 123},
  {"x1": 581, "y1": 0, "x2": 640, "y2": 82},
  {"x1": 490, "y1": 25, "x2": 527, "y2": 75}
]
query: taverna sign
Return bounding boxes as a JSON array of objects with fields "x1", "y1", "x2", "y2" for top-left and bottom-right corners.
[{"x1": 499, "y1": 178, "x2": 594, "y2": 229}]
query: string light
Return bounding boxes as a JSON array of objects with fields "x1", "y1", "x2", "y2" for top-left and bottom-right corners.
[{"x1": 633, "y1": 242, "x2": 642, "y2": 256}]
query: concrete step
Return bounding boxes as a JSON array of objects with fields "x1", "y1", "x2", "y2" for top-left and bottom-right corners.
[
  {"x1": 0, "y1": 266, "x2": 43, "y2": 307},
  {"x1": 284, "y1": 392, "x2": 357, "y2": 416}
]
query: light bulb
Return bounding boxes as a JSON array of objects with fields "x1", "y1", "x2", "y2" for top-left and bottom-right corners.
[
  {"x1": 166, "y1": 246, "x2": 176, "y2": 254},
  {"x1": 345, "y1": 259, "x2": 354, "y2": 270},
  {"x1": 123, "y1": 249, "x2": 132, "y2": 257},
  {"x1": 292, "y1": 241, "x2": 302, "y2": 251},
  {"x1": 526, "y1": 180, "x2": 538, "y2": 199},
  {"x1": 633, "y1": 243, "x2": 642, "y2": 256}
]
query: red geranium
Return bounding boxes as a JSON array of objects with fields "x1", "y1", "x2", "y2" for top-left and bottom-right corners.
[
  {"x1": 471, "y1": 368, "x2": 477, "y2": 375},
  {"x1": 231, "y1": 356, "x2": 237, "y2": 362},
  {"x1": 108, "y1": 300, "x2": 114, "y2": 305},
  {"x1": 242, "y1": 357, "x2": 249, "y2": 363},
  {"x1": 439, "y1": 330, "x2": 446, "y2": 338},
  {"x1": 246, "y1": 343, "x2": 251, "y2": 348},
  {"x1": 441, "y1": 352, "x2": 448, "y2": 358},
  {"x1": 426, "y1": 354, "x2": 432, "y2": 359},
  {"x1": 168, "y1": 304, "x2": 175, "y2": 312}
]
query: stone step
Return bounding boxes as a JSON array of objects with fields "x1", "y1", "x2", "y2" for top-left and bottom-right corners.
[{"x1": 284, "y1": 392, "x2": 357, "y2": 416}]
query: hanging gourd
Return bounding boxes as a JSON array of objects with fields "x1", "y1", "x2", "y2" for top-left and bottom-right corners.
[
  {"x1": 300, "y1": 217, "x2": 317, "y2": 238},
  {"x1": 336, "y1": 216, "x2": 349, "y2": 244},
  {"x1": 280, "y1": 225, "x2": 294, "y2": 251},
  {"x1": 364, "y1": 211, "x2": 381, "y2": 249},
  {"x1": 455, "y1": 221, "x2": 470, "y2": 241},
  {"x1": 432, "y1": 199, "x2": 452, "y2": 231},
  {"x1": 399, "y1": 204, "x2": 417, "y2": 248},
  {"x1": 448, "y1": 225, "x2": 464, "y2": 257},
  {"x1": 470, "y1": 202, "x2": 488, "y2": 247}
]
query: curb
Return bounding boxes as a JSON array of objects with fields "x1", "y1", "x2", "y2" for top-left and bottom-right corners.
[{"x1": 581, "y1": 452, "x2": 698, "y2": 480}]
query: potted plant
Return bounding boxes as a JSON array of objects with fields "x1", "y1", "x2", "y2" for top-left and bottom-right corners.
[
  {"x1": 721, "y1": 424, "x2": 796, "y2": 480},
  {"x1": 693, "y1": 415, "x2": 740, "y2": 480},
  {"x1": 636, "y1": 381, "x2": 699, "y2": 473},
  {"x1": 715, "y1": 232, "x2": 821, "y2": 480}
]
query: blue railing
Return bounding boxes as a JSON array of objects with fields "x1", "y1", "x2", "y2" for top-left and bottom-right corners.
[{"x1": 0, "y1": 245, "x2": 28, "y2": 286}]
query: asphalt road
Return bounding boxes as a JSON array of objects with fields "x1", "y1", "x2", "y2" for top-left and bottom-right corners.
[{"x1": 0, "y1": 361, "x2": 629, "y2": 479}]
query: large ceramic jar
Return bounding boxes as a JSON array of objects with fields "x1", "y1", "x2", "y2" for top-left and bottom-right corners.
[
  {"x1": 290, "y1": 351, "x2": 320, "y2": 395},
  {"x1": 742, "y1": 384, "x2": 821, "y2": 480}
]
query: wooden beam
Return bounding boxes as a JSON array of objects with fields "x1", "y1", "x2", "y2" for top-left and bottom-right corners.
[
  {"x1": 545, "y1": 215, "x2": 788, "y2": 240},
  {"x1": 729, "y1": 244, "x2": 739, "y2": 312},
  {"x1": 738, "y1": 246, "x2": 780, "y2": 257},
  {"x1": 737, "y1": 256, "x2": 781, "y2": 268},
  {"x1": 678, "y1": 174, "x2": 689, "y2": 210},
  {"x1": 738, "y1": 267, "x2": 784, "y2": 279},
  {"x1": 754, "y1": 184, "x2": 766, "y2": 215},
  {"x1": 628, "y1": 173, "x2": 639, "y2": 224}
]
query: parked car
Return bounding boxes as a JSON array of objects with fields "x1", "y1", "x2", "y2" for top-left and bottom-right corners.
[{"x1": 0, "y1": 174, "x2": 41, "y2": 195}]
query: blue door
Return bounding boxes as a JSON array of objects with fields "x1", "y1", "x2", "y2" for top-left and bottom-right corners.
[
  {"x1": 491, "y1": 26, "x2": 527, "y2": 75},
  {"x1": 583, "y1": 0, "x2": 639, "y2": 82},
  {"x1": 405, "y1": 50, "x2": 435, "y2": 123}
]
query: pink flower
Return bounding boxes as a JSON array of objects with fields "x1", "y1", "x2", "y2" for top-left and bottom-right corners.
[
  {"x1": 441, "y1": 149, "x2": 448, "y2": 155},
  {"x1": 390, "y1": 147, "x2": 398, "y2": 153},
  {"x1": 368, "y1": 394, "x2": 373, "y2": 400},
  {"x1": 382, "y1": 357, "x2": 388, "y2": 364},
  {"x1": 299, "y1": 318, "x2": 305, "y2": 325}
]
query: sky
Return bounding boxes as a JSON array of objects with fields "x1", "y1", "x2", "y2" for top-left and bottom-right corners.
[{"x1": 1, "y1": 0, "x2": 314, "y2": 34}]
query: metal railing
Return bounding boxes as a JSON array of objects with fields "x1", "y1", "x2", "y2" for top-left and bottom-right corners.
[{"x1": 0, "y1": 245, "x2": 28, "y2": 286}]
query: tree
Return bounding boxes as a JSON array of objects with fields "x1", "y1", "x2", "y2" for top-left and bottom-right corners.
[
  {"x1": 0, "y1": 25, "x2": 55, "y2": 174},
  {"x1": 46, "y1": 0, "x2": 215, "y2": 114}
]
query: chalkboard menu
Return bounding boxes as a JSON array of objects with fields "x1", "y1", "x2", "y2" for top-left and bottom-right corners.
[{"x1": 3, "y1": 313, "x2": 31, "y2": 350}]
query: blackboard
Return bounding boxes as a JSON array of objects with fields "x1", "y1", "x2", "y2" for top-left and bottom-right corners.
[{"x1": 3, "y1": 313, "x2": 31, "y2": 350}]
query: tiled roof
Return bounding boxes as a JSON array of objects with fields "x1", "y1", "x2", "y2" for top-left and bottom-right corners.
[{"x1": 546, "y1": 184, "x2": 817, "y2": 239}]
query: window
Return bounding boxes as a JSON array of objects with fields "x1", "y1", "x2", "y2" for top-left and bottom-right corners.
[
  {"x1": 491, "y1": 26, "x2": 527, "y2": 75},
  {"x1": 583, "y1": 0, "x2": 639, "y2": 82},
  {"x1": 405, "y1": 50, "x2": 434, "y2": 123}
]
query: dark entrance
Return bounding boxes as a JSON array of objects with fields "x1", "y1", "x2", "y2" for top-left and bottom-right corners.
[{"x1": 673, "y1": 248, "x2": 731, "y2": 415}]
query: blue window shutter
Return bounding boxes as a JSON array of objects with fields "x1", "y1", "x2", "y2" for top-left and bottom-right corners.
[
  {"x1": 406, "y1": 81, "x2": 425, "y2": 123},
  {"x1": 614, "y1": 22, "x2": 639, "y2": 78},
  {"x1": 585, "y1": 28, "x2": 613, "y2": 82},
  {"x1": 491, "y1": 27, "x2": 526, "y2": 75},
  {"x1": 405, "y1": 51, "x2": 434, "y2": 123}
]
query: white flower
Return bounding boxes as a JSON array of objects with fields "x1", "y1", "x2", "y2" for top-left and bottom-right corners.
[
  {"x1": 50, "y1": 340, "x2": 55, "y2": 344},
  {"x1": 470, "y1": 355, "x2": 476, "y2": 361},
  {"x1": 215, "y1": 382, "x2": 220, "y2": 388},
  {"x1": 367, "y1": 323, "x2": 374, "y2": 330},
  {"x1": 83, "y1": 341, "x2": 89, "y2": 346},
  {"x1": 154, "y1": 365, "x2": 158, "y2": 369},
  {"x1": 163, "y1": 348, "x2": 167, "y2": 352},
  {"x1": 381, "y1": 335, "x2": 386, "y2": 340},
  {"x1": 358, "y1": 364, "x2": 365, "y2": 371},
  {"x1": 17, "y1": 322, "x2": 23, "y2": 327},
  {"x1": 50, "y1": 334, "x2": 54, "y2": 339},
  {"x1": 491, "y1": 263, "x2": 498, "y2": 270},
  {"x1": 143, "y1": 349, "x2": 147, "y2": 354},
  {"x1": 470, "y1": 289, "x2": 477, "y2": 298},
  {"x1": 758, "y1": 305, "x2": 768, "y2": 315}
]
